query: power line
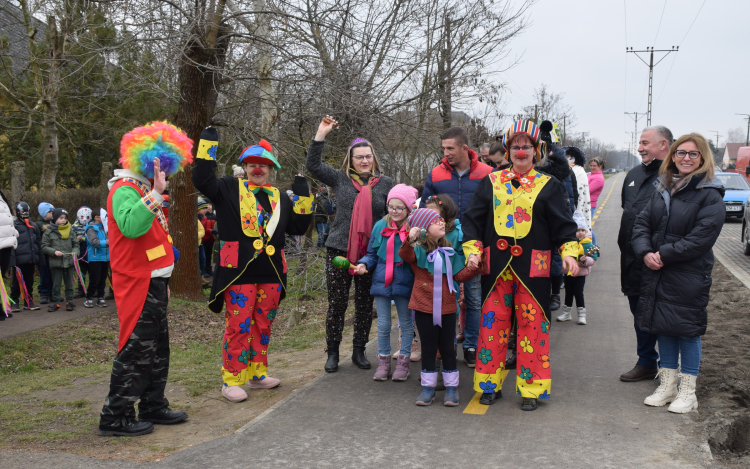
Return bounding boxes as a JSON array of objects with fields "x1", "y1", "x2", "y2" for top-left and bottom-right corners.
[
  {"x1": 654, "y1": 0, "x2": 708, "y2": 105},
  {"x1": 653, "y1": 0, "x2": 668, "y2": 45}
]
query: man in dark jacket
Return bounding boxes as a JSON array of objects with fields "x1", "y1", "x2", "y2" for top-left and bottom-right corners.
[
  {"x1": 10, "y1": 202, "x2": 42, "y2": 311},
  {"x1": 420, "y1": 127, "x2": 492, "y2": 367},
  {"x1": 618, "y1": 125, "x2": 673, "y2": 382}
]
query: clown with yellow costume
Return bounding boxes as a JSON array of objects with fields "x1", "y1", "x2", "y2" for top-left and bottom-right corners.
[
  {"x1": 461, "y1": 120, "x2": 579, "y2": 411},
  {"x1": 193, "y1": 127, "x2": 313, "y2": 403}
]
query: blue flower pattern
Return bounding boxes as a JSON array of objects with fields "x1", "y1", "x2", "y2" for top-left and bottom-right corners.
[
  {"x1": 230, "y1": 290, "x2": 248, "y2": 307},
  {"x1": 482, "y1": 311, "x2": 496, "y2": 328}
]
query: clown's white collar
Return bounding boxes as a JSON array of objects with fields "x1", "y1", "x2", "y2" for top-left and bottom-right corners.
[{"x1": 108, "y1": 169, "x2": 152, "y2": 191}]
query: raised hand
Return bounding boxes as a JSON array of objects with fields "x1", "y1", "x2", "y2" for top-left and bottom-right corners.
[
  {"x1": 153, "y1": 157, "x2": 167, "y2": 194},
  {"x1": 408, "y1": 227, "x2": 421, "y2": 242},
  {"x1": 314, "y1": 116, "x2": 338, "y2": 141}
]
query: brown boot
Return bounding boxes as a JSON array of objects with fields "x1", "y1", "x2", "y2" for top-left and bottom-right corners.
[{"x1": 620, "y1": 364, "x2": 658, "y2": 382}]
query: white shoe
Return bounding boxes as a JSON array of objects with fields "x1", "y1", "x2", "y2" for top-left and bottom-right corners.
[
  {"x1": 393, "y1": 338, "x2": 401, "y2": 360},
  {"x1": 644, "y1": 368, "x2": 678, "y2": 406},
  {"x1": 410, "y1": 339, "x2": 422, "y2": 362},
  {"x1": 668, "y1": 374, "x2": 698, "y2": 413},
  {"x1": 556, "y1": 306, "x2": 572, "y2": 322},
  {"x1": 577, "y1": 307, "x2": 587, "y2": 325},
  {"x1": 222, "y1": 385, "x2": 248, "y2": 402}
]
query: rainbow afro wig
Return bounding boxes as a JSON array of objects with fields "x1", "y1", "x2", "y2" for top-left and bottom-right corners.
[{"x1": 120, "y1": 121, "x2": 194, "y2": 178}]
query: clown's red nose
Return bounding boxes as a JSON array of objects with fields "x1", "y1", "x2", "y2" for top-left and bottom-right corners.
[
  {"x1": 516, "y1": 149, "x2": 527, "y2": 158},
  {"x1": 252, "y1": 167, "x2": 264, "y2": 176}
]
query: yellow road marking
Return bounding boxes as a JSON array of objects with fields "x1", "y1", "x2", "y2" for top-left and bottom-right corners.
[
  {"x1": 593, "y1": 215, "x2": 599, "y2": 219},
  {"x1": 463, "y1": 369, "x2": 510, "y2": 415}
]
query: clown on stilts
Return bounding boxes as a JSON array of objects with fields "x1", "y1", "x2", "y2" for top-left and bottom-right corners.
[
  {"x1": 461, "y1": 119, "x2": 580, "y2": 411},
  {"x1": 98, "y1": 122, "x2": 191, "y2": 437},
  {"x1": 192, "y1": 127, "x2": 313, "y2": 403}
]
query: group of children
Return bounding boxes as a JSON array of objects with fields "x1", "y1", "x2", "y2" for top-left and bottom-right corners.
[
  {"x1": 6, "y1": 202, "x2": 110, "y2": 314},
  {"x1": 349, "y1": 184, "x2": 598, "y2": 407}
]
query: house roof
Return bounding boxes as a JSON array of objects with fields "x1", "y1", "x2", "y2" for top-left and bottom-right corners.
[
  {"x1": 723, "y1": 143, "x2": 748, "y2": 161},
  {"x1": 0, "y1": 0, "x2": 46, "y2": 73}
]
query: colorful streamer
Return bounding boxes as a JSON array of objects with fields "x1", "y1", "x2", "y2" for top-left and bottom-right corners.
[
  {"x1": 0, "y1": 277, "x2": 13, "y2": 317},
  {"x1": 14, "y1": 267, "x2": 32, "y2": 307},
  {"x1": 72, "y1": 253, "x2": 87, "y2": 296}
]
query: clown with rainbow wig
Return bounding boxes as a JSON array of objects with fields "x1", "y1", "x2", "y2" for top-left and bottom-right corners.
[
  {"x1": 193, "y1": 127, "x2": 313, "y2": 403},
  {"x1": 99, "y1": 121, "x2": 192, "y2": 437},
  {"x1": 460, "y1": 119, "x2": 580, "y2": 412}
]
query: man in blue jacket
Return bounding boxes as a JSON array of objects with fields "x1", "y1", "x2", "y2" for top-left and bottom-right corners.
[{"x1": 421, "y1": 127, "x2": 492, "y2": 367}]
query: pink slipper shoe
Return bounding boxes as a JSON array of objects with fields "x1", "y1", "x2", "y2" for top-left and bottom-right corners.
[
  {"x1": 222, "y1": 385, "x2": 248, "y2": 402},
  {"x1": 247, "y1": 377, "x2": 281, "y2": 389}
]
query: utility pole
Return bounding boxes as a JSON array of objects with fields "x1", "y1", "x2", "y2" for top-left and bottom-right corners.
[
  {"x1": 737, "y1": 114, "x2": 750, "y2": 146},
  {"x1": 626, "y1": 46, "x2": 678, "y2": 125},
  {"x1": 625, "y1": 111, "x2": 645, "y2": 154},
  {"x1": 708, "y1": 130, "x2": 720, "y2": 150}
]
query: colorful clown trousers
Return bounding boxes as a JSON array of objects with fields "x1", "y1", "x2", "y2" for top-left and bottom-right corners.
[
  {"x1": 221, "y1": 283, "x2": 282, "y2": 386},
  {"x1": 473, "y1": 267, "x2": 551, "y2": 399}
]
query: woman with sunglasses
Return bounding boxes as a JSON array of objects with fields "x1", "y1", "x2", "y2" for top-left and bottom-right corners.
[
  {"x1": 632, "y1": 133, "x2": 724, "y2": 414},
  {"x1": 306, "y1": 117, "x2": 394, "y2": 373}
]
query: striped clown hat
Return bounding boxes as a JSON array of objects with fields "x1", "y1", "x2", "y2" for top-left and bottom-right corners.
[
  {"x1": 501, "y1": 119, "x2": 547, "y2": 161},
  {"x1": 408, "y1": 208, "x2": 443, "y2": 230}
]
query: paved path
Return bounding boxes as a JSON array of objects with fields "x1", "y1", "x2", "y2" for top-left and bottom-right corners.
[
  {"x1": 0, "y1": 296, "x2": 117, "y2": 341},
  {"x1": 0, "y1": 175, "x2": 713, "y2": 468},
  {"x1": 151, "y1": 174, "x2": 708, "y2": 468}
]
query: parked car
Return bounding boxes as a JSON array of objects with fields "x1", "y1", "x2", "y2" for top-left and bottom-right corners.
[{"x1": 717, "y1": 173, "x2": 750, "y2": 221}]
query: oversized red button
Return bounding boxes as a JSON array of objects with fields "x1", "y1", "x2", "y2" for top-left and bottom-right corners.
[
  {"x1": 496, "y1": 239, "x2": 509, "y2": 250},
  {"x1": 510, "y1": 245, "x2": 523, "y2": 257}
]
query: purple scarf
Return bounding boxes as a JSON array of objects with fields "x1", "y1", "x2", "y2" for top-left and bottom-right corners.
[{"x1": 426, "y1": 247, "x2": 456, "y2": 327}]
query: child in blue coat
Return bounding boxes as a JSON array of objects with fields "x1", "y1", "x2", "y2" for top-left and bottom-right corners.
[{"x1": 354, "y1": 184, "x2": 418, "y2": 382}]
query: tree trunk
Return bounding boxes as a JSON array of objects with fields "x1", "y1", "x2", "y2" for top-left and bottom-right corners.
[
  {"x1": 11, "y1": 161, "x2": 25, "y2": 205},
  {"x1": 39, "y1": 18, "x2": 64, "y2": 192},
  {"x1": 100, "y1": 162, "x2": 113, "y2": 208},
  {"x1": 170, "y1": 25, "x2": 229, "y2": 301}
]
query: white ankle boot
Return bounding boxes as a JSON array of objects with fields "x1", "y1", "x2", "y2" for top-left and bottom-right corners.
[
  {"x1": 668, "y1": 373, "x2": 698, "y2": 413},
  {"x1": 577, "y1": 307, "x2": 587, "y2": 325},
  {"x1": 556, "y1": 305, "x2": 572, "y2": 322},
  {"x1": 644, "y1": 368, "x2": 678, "y2": 406}
]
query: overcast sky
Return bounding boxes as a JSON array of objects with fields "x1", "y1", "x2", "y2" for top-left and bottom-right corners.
[{"x1": 487, "y1": 0, "x2": 749, "y2": 151}]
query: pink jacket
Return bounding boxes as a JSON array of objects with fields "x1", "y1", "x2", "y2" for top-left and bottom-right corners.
[{"x1": 588, "y1": 171, "x2": 604, "y2": 208}]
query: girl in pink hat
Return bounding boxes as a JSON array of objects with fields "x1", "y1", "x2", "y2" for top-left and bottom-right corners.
[{"x1": 353, "y1": 184, "x2": 418, "y2": 382}]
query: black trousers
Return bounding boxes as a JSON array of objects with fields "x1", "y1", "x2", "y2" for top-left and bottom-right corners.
[
  {"x1": 11, "y1": 263, "x2": 36, "y2": 304},
  {"x1": 87, "y1": 261, "x2": 109, "y2": 299},
  {"x1": 414, "y1": 311, "x2": 457, "y2": 372},
  {"x1": 100, "y1": 277, "x2": 170, "y2": 423},
  {"x1": 325, "y1": 248, "x2": 375, "y2": 343},
  {"x1": 564, "y1": 276, "x2": 586, "y2": 308},
  {"x1": 0, "y1": 248, "x2": 11, "y2": 277}
]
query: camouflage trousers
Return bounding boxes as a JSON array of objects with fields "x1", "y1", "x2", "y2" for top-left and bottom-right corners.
[{"x1": 100, "y1": 277, "x2": 170, "y2": 424}]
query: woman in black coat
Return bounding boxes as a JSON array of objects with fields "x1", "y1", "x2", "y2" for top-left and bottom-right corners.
[{"x1": 632, "y1": 133, "x2": 725, "y2": 414}]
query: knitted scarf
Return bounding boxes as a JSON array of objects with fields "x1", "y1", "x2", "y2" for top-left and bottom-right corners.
[
  {"x1": 58, "y1": 222, "x2": 71, "y2": 240},
  {"x1": 346, "y1": 169, "x2": 381, "y2": 268}
]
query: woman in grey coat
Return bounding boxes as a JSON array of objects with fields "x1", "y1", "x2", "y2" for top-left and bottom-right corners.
[{"x1": 306, "y1": 117, "x2": 393, "y2": 373}]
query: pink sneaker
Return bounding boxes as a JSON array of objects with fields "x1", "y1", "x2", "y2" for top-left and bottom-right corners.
[
  {"x1": 410, "y1": 339, "x2": 421, "y2": 362},
  {"x1": 222, "y1": 385, "x2": 248, "y2": 402},
  {"x1": 392, "y1": 339, "x2": 401, "y2": 360},
  {"x1": 247, "y1": 377, "x2": 281, "y2": 389}
]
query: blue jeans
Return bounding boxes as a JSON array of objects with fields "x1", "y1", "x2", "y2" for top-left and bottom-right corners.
[
  {"x1": 374, "y1": 296, "x2": 413, "y2": 357},
  {"x1": 628, "y1": 295, "x2": 659, "y2": 368},
  {"x1": 463, "y1": 275, "x2": 482, "y2": 350},
  {"x1": 198, "y1": 244, "x2": 206, "y2": 276},
  {"x1": 316, "y1": 222, "x2": 328, "y2": 246},
  {"x1": 657, "y1": 335, "x2": 702, "y2": 376}
]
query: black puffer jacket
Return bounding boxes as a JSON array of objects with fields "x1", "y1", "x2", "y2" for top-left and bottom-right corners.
[
  {"x1": 10, "y1": 218, "x2": 42, "y2": 266},
  {"x1": 618, "y1": 158, "x2": 662, "y2": 296},
  {"x1": 632, "y1": 173, "x2": 725, "y2": 337}
]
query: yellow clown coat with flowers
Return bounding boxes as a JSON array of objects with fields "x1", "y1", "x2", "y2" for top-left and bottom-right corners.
[
  {"x1": 192, "y1": 131, "x2": 313, "y2": 387},
  {"x1": 461, "y1": 168, "x2": 578, "y2": 399}
]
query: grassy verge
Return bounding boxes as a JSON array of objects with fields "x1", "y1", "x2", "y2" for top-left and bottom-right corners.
[{"x1": 0, "y1": 254, "x2": 330, "y2": 447}]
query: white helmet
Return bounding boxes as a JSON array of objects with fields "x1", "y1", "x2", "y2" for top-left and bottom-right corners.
[{"x1": 77, "y1": 206, "x2": 92, "y2": 224}]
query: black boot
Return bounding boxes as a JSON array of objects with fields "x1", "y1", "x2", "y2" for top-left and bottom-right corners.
[
  {"x1": 351, "y1": 338, "x2": 371, "y2": 369},
  {"x1": 549, "y1": 294, "x2": 561, "y2": 311},
  {"x1": 324, "y1": 342, "x2": 340, "y2": 373},
  {"x1": 98, "y1": 417, "x2": 154, "y2": 437}
]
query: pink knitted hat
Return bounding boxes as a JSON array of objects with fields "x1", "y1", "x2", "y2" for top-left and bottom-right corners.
[{"x1": 387, "y1": 184, "x2": 418, "y2": 211}]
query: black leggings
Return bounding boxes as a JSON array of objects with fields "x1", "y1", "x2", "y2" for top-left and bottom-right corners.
[
  {"x1": 564, "y1": 276, "x2": 586, "y2": 308},
  {"x1": 414, "y1": 311, "x2": 457, "y2": 372}
]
